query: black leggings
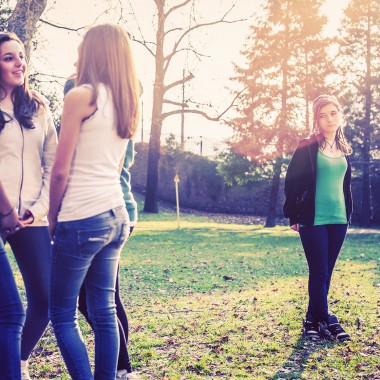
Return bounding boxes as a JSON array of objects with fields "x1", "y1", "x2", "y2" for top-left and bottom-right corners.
[
  {"x1": 299, "y1": 224, "x2": 348, "y2": 322},
  {"x1": 78, "y1": 265, "x2": 132, "y2": 372},
  {"x1": 6, "y1": 226, "x2": 51, "y2": 360}
]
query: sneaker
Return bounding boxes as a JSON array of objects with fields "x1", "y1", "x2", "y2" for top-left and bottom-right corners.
[
  {"x1": 21, "y1": 368, "x2": 31, "y2": 380},
  {"x1": 116, "y1": 370, "x2": 143, "y2": 380},
  {"x1": 302, "y1": 318, "x2": 320, "y2": 340},
  {"x1": 116, "y1": 370, "x2": 128, "y2": 379},
  {"x1": 125, "y1": 373, "x2": 143, "y2": 380},
  {"x1": 328, "y1": 315, "x2": 351, "y2": 341},
  {"x1": 320, "y1": 316, "x2": 351, "y2": 342}
]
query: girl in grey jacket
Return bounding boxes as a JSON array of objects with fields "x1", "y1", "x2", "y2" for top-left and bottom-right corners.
[{"x1": 0, "y1": 31, "x2": 57, "y2": 379}]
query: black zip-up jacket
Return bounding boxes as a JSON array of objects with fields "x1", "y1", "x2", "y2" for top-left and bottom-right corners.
[{"x1": 283, "y1": 134, "x2": 352, "y2": 226}]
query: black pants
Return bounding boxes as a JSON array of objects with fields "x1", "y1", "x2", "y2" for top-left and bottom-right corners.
[
  {"x1": 5, "y1": 226, "x2": 51, "y2": 360},
  {"x1": 299, "y1": 224, "x2": 348, "y2": 323}
]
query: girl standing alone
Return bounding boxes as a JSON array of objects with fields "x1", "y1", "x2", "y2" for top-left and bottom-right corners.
[{"x1": 284, "y1": 94, "x2": 352, "y2": 342}]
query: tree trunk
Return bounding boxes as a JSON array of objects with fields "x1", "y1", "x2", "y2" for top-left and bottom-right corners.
[
  {"x1": 359, "y1": 9, "x2": 373, "y2": 227},
  {"x1": 7, "y1": 0, "x2": 47, "y2": 59},
  {"x1": 265, "y1": 5, "x2": 289, "y2": 228},
  {"x1": 143, "y1": 1, "x2": 165, "y2": 213},
  {"x1": 265, "y1": 159, "x2": 282, "y2": 227},
  {"x1": 143, "y1": 119, "x2": 162, "y2": 213},
  {"x1": 359, "y1": 161, "x2": 372, "y2": 227}
]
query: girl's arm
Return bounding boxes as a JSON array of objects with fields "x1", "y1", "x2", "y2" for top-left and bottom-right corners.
[
  {"x1": 28, "y1": 103, "x2": 58, "y2": 224},
  {"x1": 120, "y1": 140, "x2": 138, "y2": 226},
  {"x1": 0, "y1": 182, "x2": 21, "y2": 235},
  {"x1": 48, "y1": 86, "x2": 96, "y2": 237}
]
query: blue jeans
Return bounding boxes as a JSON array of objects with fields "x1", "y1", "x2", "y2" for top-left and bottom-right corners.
[
  {"x1": 0, "y1": 238, "x2": 25, "y2": 380},
  {"x1": 299, "y1": 224, "x2": 348, "y2": 322},
  {"x1": 50, "y1": 207, "x2": 129, "y2": 380}
]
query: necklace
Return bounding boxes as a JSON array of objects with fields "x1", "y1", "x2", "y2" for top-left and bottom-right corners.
[{"x1": 325, "y1": 139, "x2": 335, "y2": 153}]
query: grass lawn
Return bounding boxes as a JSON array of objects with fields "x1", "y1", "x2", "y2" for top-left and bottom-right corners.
[{"x1": 11, "y1": 206, "x2": 380, "y2": 379}]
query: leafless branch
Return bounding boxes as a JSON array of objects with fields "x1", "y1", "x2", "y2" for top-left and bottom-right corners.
[
  {"x1": 33, "y1": 72, "x2": 68, "y2": 80},
  {"x1": 164, "y1": 4, "x2": 248, "y2": 72},
  {"x1": 166, "y1": 27, "x2": 183, "y2": 35},
  {"x1": 175, "y1": 46, "x2": 210, "y2": 59},
  {"x1": 132, "y1": 38, "x2": 156, "y2": 57},
  {"x1": 39, "y1": 18, "x2": 86, "y2": 32},
  {"x1": 165, "y1": 0, "x2": 192, "y2": 19},
  {"x1": 161, "y1": 86, "x2": 247, "y2": 121},
  {"x1": 125, "y1": 0, "x2": 157, "y2": 57},
  {"x1": 162, "y1": 108, "x2": 224, "y2": 122},
  {"x1": 187, "y1": 41, "x2": 210, "y2": 61},
  {"x1": 164, "y1": 72, "x2": 194, "y2": 93},
  {"x1": 163, "y1": 99, "x2": 186, "y2": 107}
]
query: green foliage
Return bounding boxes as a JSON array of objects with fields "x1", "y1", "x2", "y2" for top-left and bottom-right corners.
[
  {"x1": 227, "y1": 0, "x2": 335, "y2": 226},
  {"x1": 216, "y1": 149, "x2": 271, "y2": 186},
  {"x1": 336, "y1": 0, "x2": 380, "y2": 226},
  {"x1": 229, "y1": 0, "x2": 332, "y2": 164},
  {"x1": 165, "y1": 133, "x2": 181, "y2": 156},
  {"x1": 337, "y1": 0, "x2": 380, "y2": 160}
]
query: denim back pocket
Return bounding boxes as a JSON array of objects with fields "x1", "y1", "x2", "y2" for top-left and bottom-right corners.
[
  {"x1": 77, "y1": 227, "x2": 112, "y2": 257},
  {"x1": 115, "y1": 223, "x2": 129, "y2": 249}
]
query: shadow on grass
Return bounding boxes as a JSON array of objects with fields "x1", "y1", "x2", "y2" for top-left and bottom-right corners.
[{"x1": 269, "y1": 337, "x2": 333, "y2": 380}]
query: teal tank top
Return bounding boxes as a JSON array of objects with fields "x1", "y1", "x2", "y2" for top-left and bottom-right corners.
[{"x1": 314, "y1": 150, "x2": 347, "y2": 225}]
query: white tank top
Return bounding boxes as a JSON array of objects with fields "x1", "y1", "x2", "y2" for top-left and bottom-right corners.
[{"x1": 58, "y1": 84, "x2": 128, "y2": 222}]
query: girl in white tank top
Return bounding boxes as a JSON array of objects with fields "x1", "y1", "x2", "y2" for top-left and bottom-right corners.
[{"x1": 48, "y1": 24, "x2": 140, "y2": 379}]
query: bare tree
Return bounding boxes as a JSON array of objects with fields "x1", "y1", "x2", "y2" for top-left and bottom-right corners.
[
  {"x1": 141, "y1": 0, "x2": 247, "y2": 213},
  {"x1": 7, "y1": 0, "x2": 47, "y2": 58}
]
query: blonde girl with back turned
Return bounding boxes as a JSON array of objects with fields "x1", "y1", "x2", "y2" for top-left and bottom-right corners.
[{"x1": 48, "y1": 24, "x2": 140, "y2": 379}]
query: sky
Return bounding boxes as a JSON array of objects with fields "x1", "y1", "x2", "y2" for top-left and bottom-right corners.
[{"x1": 32, "y1": 0, "x2": 349, "y2": 156}]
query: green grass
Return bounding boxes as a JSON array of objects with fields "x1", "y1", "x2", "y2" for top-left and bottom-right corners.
[{"x1": 10, "y1": 207, "x2": 380, "y2": 379}]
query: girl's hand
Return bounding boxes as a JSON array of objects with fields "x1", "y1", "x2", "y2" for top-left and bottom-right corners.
[
  {"x1": 20, "y1": 210, "x2": 34, "y2": 225},
  {"x1": 290, "y1": 223, "x2": 300, "y2": 232},
  {"x1": 1, "y1": 207, "x2": 22, "y2": 236}
]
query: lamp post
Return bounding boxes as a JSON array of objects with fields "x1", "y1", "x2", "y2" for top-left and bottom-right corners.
[{"x1": 174, "y1": 174, "x2": 180, "y2": 228}]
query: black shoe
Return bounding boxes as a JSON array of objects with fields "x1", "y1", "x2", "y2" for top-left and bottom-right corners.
[
  {"x1": 320, "y1": 316, "x2": 351, "y2": 342},
  {"x1": 302, "y1": 319, "x2": 320, "y2": 340}
]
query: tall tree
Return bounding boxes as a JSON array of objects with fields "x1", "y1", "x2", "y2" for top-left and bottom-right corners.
[
  {"x1": 0, "y1": 1, "x2": 12, "y2": 32},
  {"x1": 228, "y1": 0, "x2": 332, "y2": 227},
  {"x1": 337, "y1": 0, "x2": 380, "y2": 226},
  {"x1": 7, "y1": 0, "x2": 47, "y2": 59},
  {"x1": 142, "y1": 0, "x2": 246, "y2": 213}
]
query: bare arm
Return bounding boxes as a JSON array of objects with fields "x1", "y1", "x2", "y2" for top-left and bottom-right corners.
[
  {"x1": 48, "y1": 86, "x2": 96, "y2": 237},
  {"x1": 0, "y1": 182, "x2": 21, "y2": 235}
]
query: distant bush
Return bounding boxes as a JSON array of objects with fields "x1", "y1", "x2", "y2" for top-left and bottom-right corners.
[{"x1": 130, "y1": 143, "x2": 380, "y2": 225}]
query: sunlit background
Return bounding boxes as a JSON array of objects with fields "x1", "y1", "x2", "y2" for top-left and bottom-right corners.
[{"x1": 28, "y1": 0, "x2": 349, "y2": 156}]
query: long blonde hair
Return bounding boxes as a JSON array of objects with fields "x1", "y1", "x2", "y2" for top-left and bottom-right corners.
[
  {"x1": 76, "y1": 24, "x2": 140, "y2": 139},
  {"x1": 312, "y1": 94, "x2": 352, "y2": 155}
]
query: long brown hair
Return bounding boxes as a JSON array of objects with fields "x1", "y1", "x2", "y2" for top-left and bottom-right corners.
[
  {"x1": 312, "y1": 94, "x2": 352, "y2": 155},
  {"x1": 0, "y1": 31, "x2": 42, "y2": 132},
  {"x1": 76, "y1": 24, "x2": 140, "y2": 139}
]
